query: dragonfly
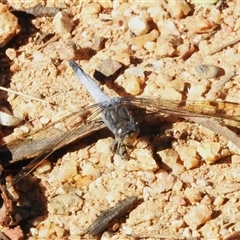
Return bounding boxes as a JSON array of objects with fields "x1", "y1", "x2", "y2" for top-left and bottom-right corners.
[{"x1": 2, "y1": 61, "x2": 240, "y2": 184}]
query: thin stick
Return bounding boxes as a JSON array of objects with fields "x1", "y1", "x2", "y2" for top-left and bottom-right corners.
[
  {"x1": 209, "y1": 37, "x2": 240, "y2": 55},
  {"x1": 0, "y1": 86, "x2": 52, "y2": 104}
]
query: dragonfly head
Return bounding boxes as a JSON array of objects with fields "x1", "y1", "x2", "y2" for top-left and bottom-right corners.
[{"x1": 117, "y1": 121, "x2": 140, "y2": 145}]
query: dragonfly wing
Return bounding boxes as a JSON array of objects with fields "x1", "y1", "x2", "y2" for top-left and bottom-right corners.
[
  {"x1": 12, "y1": 120, "x2": 105, "y2": 184},
  {"x1": 0, "y1": 103, "x2": 106, "y2": 184},
  {"x1": 123, "y1": 96, "x2": 240, "y2": 128}
]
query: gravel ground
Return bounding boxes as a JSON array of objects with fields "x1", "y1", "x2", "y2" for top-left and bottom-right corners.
[{"x1": 1, "y1": 1, "x2": 240, "y2": 239}]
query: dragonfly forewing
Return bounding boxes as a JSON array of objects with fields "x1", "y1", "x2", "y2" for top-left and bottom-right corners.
[
  {"x1": 123, "y1": 97, "x2": 240, "y2": 128},
  {"x1": 0, "y1": 104, "x2": 107, "y2": 183}
]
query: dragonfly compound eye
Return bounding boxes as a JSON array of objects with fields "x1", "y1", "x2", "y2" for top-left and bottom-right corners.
[{"x1": 117, "y1": 122, "x2": 139, "y2": 145}]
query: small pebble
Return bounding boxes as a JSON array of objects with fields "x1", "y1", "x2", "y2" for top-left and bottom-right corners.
[
  {"x1": 36, "y1": 160, "x2": 52, "y2": 174},
  {"x1": 128, "y1": 15, "x2": 150, "y2": 36},
  {"x1": 0, "y1": 3, "x2": 21, "y2": 47},
  {"x1": 155, "y1": 34, "x2": 176, "y2": 57},
  {"x1": 97, "y1": 58, "x2": 122, "y2": 77},
  {"x1": 184, "y1": 204, "x2": 212, "y2": 229},
  {"x1": 167, "y1": 0, "x2": 191, "y2": 19},
  {"x1": 184, "y1": 188, "x2": 202, "y2": 203},
  {"x1": 56, "y1": 161, "x2": 78, "y2": 182},
  {"x1": 178, "y1": 146, "x2": 200, "y2": 169},
  {"x1": 6, "y1": 48, "x2": 17, "y2": 60},
  {"x1": 123, "y1": 75, "x2": 142, "y2": 95},
  {"x1": 213, "y1": 196, "x2": 224, "y2": 206},
  {"x1": 195, "y1": 64, "x2": 220, "y2": 79},
  {"x1": 160, "y1": 87, "x2": 182, "y2": 101},
  {"x1": 158, "y1": 149, "x2": 186, "y2": 175},
  {"x1": 53, "y1": 12, "x2": 73, "y2": 34},
  {"x1": 197, "y1": 141, "x2": 229, "y2": 164},
  {"x1": 133, "y1": 29, "x2": 159, "y2": 48}
]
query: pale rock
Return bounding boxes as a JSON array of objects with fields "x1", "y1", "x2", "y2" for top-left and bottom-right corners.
[
  {"x1": 56, "y1": 161, "x2": 78, "y2": 182},
  {"x1": 122, "y1": 75, "x2": 142, "y2": 95},
  {"x1": 148, "y1": 4, "x2": 166, "y2": 23},
  {"x1": 127, "y1": 149, "x2": 159, "y2": 172},
  {"x1": 144, "y1": 41, "x2": 156, "y2": 52},
  {"x1": 5, "y1": 48, "x2": 16, "y2": 60},
  {"x1": 172, "y1": 179, "x2": 184, "y2": 192},
  {"x1": 39, "y1": 117, "x2": 50, "y2": 125},
  {"x1": 157, "y1": 20, "x2": 180, "y2": 37},
  {"x1": 201, "y1": 195, "x2": 212, "y2": 205},
  {"x1": 53, "y1": 12, "x2": 73, "y2": 34},
  {"x1": 82, "y1": 3, "x2": 101, "y2": 16},
  {"x1": 155, "y1": 34, "x2": 176, "y2": 57},
  {"x1": 128, "y1": 15, "x2": 150, "y2": 36},
  {"x1": 171, "y1": 219, "x2": 184, "y2": 228},
  {"x1": 49, "y1": 193, "x2": 83, "y2": 215},
  {"x1": 167, "y1": 0, "x2": 191, "y2": 19},
  {"x1": 184, "y1": 205, "x2": 212, "y2": 229},
  {"x1": 113, "y1": 51, "x2": 131, "y2": 66},
  {"x1": 122, "y1": 226, "x2": 133, "y2": 235},
  {"x1": 197, "y1": 141, "x2": 230, "y2": 164},
  {"x1": 155, "y1": 72, "x2": 171, "y2": 87},
  {"x1": 184, "y1": 15, "x2": 215, "y2": 33},
  {"x1": 158, "y1": 149, "x2": 186, "y2": 175},
  {"x1": 36, "y1": 160, "x2": 52, "y2": 174},
  {"x1": 151, "y1": 171, "x2": 176, "y2": 193},
  {"x1": 0, "y1": 108, "x2": 22, "y2": 127},
  {"x1": 124, "y1": 67, "x2": 145, "y2": 83},
  {"x1": 54, "y1": 225, "x2": 66, "y2": 238},
  {"x1": 195, "y1": 64, "x2": 220, "y2": 79},
  {"x1": 38, "y1": 228, "x2": 51, "y2": 239},
  {"x1": 140, "y1": 171, "x2": 156, "y2": 184},
  {"x1": 184, "y1": 188, "x2": 202, "y2": 203},
  {"x1": 178, "y1": 146, "x2": 200, "y2": 169},
  {"x1": 160, "y1": 87, "x2": 182, "y2": 101},
  {"x1": 228, "y1": 141, "x2": 240, "y2": 155},
  {"x1": 132, "y1": 29, "x2": 159, "y2": 48},
  {"x1": 213, "y1": 196, "x2": 224, "y2": 206},
  {"x1": 231, "y1": 154, "x2": 240, "y2": 164},
  {"x1": 170, "y1": 162, "x2": 186, "y2": 175},
  {"x1": 196, "y1": 178, "x2": 208, "y2": 188},
  {"x1": 201, "y1": 223, "x2": 220, "y2": 239},
  {"x1": 188, "y1": 82, "x2": 210, "y2": 99},
  {"x1": 231, "y1": 167, "x2": 240, "y2": 182},
  {"x1": 81, "y1": 163, "x2": 98, "y2": 177},
  {"x1": 0, "y1": 3, "x2": 21, "y2": 47},
  {"x1": 166, "y1": 79, "x2": 186, "y2": 92},
  {"x1": 182, "y1": 227, "x2": 192, "y2": 238},
  {"x1": 106, "y1": 190, "x2": 121, "y2": 204},
  {"x1": 171, "y1": 195, "x2": 187, "y2": 206},
  {"x1": 128, "y1": 200, "x2": 163, "y2": 225}
]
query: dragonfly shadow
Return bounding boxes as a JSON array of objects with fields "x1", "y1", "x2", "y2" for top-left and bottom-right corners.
[{"x1": 12, "y1": 175, "x2": 48, "y2": 236}]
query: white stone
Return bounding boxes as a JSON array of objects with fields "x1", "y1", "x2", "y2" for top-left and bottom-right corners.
[
  {"x1": 128, "y1": 15, "x2": 150, "y2": 36},
  {"x1": 184, "y1": 205, "x2": 212, "y2": 229},
  {"x1": 53, "y1": 12, "x2": 73, "y2": 34}
]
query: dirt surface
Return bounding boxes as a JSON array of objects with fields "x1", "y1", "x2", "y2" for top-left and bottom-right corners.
[{"x1": 1, "y1": 1, "x2": 240, "y2": 239}]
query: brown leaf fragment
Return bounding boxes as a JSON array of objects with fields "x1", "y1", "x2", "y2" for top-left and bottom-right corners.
[
  {"x1": 87, "y1": 196, "x2": 139, "y2": 236},
  {"x1": 13, "y1": 3, "x2": 60, "y2": 18}
]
